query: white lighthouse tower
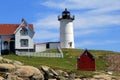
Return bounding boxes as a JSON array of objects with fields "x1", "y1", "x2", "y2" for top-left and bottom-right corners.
[{"x1": 58, "y1": 8, "x2": 75, "y2": 48}]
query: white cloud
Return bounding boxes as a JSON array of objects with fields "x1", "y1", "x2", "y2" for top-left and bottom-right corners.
[
  {"x1": 40, "y1": 0, "x2": 120, "y2": 29},
  {"x1": 33, "y1": 14, "x2": 60, "y2": 43},
  {"x1": 75, "y1": 40, "x2": 98, "y2": 49},
  {"x1": 74, "y1": 14, "x2": 120, "y2": 29},
  {"x1": 75, "y1": 40, "x2": 120, "y2": 48},
  {"x1": 74, "y1": 29, "x2": 100, "y2": 37},
  {"x1": 42, "y1": 0, "x2": 120, "y2": 11},
  {"x1": 42, "y1": 0, "x2": 120, "y2": 28},
  {"x1": 34, "y1": 30, "x2": 59, "y2": 42},
  {"x1": 33, "y1": 14, "x2": 59, "y2": 29},
  {"x1": 105, "y1": 40, "x2": 120, "y2": 44}
]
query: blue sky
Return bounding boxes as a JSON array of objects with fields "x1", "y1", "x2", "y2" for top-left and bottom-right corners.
[{"x1": 0, "y1": 0, "x2": 120, "y2": 52}]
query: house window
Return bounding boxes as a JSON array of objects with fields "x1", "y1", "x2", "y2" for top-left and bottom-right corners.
[
  {"x1": 46, "y1": 43, "x2": 50, "y2": 49},
  {"x1": 20, "y1": 39, "x2": 28, "y2": 47},
  {"x1": 20, "y1": 29, "x2": 28, "y2": 35},
  {"x1": 4, "y1": 41, "x2": 9, "y2": 49}
]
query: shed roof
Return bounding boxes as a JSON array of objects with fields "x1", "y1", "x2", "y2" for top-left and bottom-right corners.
[{"x1": 78, "y1": 49, "x2": 95, "y2": 59}]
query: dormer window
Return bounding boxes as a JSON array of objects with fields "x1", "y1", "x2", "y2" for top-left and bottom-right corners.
[{"x1": 20, "y1": 28, "x2": 28, "y2": 35}]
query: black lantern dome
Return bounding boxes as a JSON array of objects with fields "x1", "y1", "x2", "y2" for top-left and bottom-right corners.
[{"x1": 58, "y1": 8, "x2": 75, "y2": 21}]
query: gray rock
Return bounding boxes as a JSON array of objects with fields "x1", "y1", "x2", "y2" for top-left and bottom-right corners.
[
  {"x1": 68, "y1": 71, "x2": 75, "y2": 80},
  {"x1": 13, "y1": 60, "x2": 23, "y2": 66},
  {"x1": 55, "y1": 70, "x2": 68, "y2": 77},
  {"x1": 41, "y1": 66, "x2": 58, "y2": 79},
  {"x1": 5, "y1": 73, "x2": 23, "y2": 80},
  {"x1": 49, "y1": 68, "x2": 58, "y2": 76},
  {"x1": 0, "y1": 76, "x2": 4, "y2": 80},
  {"x1": 41, "y1": 66, "x2": 50, "y2": 72},
  {"x1": 57, "y1": 76, "x2": 66, "y2": 80},
  {"x1": 2, "y1": 58, "x2": 13, "y2": 64},
  {"x1": 0, "y1": 64, "x2": 16, "y2": 72},
  {"x1": 0, "y1": 56, "x2": 3, "y2": 63},
  {"x1": 15, "y1": 65, "x2": 44, "y2": 80}
]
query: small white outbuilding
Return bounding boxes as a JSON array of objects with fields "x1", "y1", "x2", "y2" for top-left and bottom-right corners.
[{"x1": 35, "y1": 42, "x2": 60, "y2": 52}]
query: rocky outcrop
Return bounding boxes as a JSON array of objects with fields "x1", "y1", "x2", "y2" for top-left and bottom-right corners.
[
  {"x1": 0, "y1": 64, "x2": 44, "y2": 80},
  {"x1": 0, "y1": 56, "x2": 120, "y2": 80},
  {"x1": 105, "y1": 54, "x2": 120, "y2": 72},
  {"x1": 0, "y1": 57, "x2": 44, "y2": 80}
]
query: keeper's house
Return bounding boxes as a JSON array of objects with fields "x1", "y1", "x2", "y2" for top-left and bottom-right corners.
[{"x1": 0, "y1": 19, "x2": 35, "y2": 55}]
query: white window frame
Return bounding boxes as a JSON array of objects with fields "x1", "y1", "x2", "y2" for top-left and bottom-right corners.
[{"x1": 20, "y1": 39, "x2": 28, "y2": 47}]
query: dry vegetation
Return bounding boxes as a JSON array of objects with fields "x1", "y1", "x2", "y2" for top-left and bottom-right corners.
[{"x1": 105, "y1": 54, "x2": 120, "y2": 73}]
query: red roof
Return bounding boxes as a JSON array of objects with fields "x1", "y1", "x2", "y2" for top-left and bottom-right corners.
[
  {"x1": 0, "y1": 24, "x2": 34, "y2": 35},
  {"x1": 78, "y1": 49, "x2": 95, "y2": 59}
]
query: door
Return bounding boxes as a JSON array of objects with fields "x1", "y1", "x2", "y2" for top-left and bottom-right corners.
[
  {"x1": 0, "y1": 37, "x2": 1, "y2": 55},
  {"x1": 10, "y1": 41, "x2": 15, "y2": 54}
]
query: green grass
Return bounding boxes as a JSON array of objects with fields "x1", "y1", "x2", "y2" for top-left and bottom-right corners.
[
  {"x1": 2, "y1": 55, "x2": 76, "y2": 70},
  {"x1": 2, "y1": 48, "x2": 119, "y2": 76}
]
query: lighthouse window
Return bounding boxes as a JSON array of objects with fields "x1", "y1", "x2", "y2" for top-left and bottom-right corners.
[
  {"x1": 67, "y1": 13, "x2": 70, "y2": 16},
  {"x1": 69, "y1": 42, "x2": 72, "y2": 47},
  {"x1": 63, "y1": 13, "x2": 65, "y2": 16}
]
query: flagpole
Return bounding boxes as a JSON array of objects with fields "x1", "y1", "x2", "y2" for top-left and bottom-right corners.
[
  {"x1": 21, "y1": 19, "x2": 30, "y2": 56},
  {"x1": 28, "y1": 25, "x2": 30, "y2": 55},
  {"x1": 27, "y1": 21, "x2": 30, "y2": 57},
  {"x1": 25, "y1": 19, "x2": 30, "y2": 55}
]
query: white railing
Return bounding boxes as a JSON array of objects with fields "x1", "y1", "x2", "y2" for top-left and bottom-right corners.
[
  {"x1": 58, "y1": 46, "x2": 63, "y2": 58},
  {"x1": 16, "y1": 47, "x2": 64, "y2": 58},
  {"x1": 16, "y1": 52, "x2": 63, "y2": 58}
]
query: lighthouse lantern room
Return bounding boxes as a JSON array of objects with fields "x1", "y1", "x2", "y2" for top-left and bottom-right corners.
[{"x1": 58, "y1": 8, "x2": 75, "y2": 48}]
